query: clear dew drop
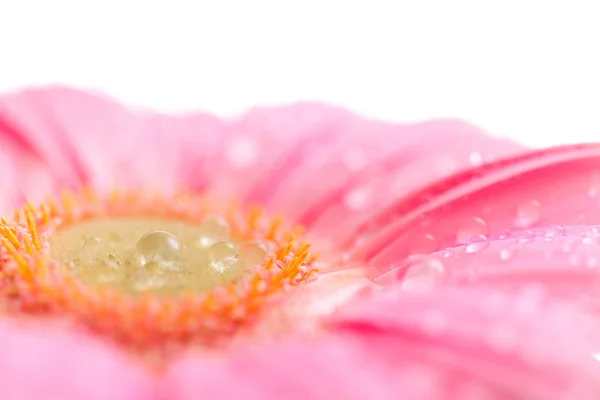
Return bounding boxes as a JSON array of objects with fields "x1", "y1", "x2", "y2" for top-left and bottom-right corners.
[
  {"x1": 397, "y1": 255, "x2": 446, "y2": 292},
  {"x1": 497, "y1": 229, "x2": 512, "y2": 240},
  {"x1": 513, "y1": 200, "x2": 541, "y2": 228},
  {"x1": 83, "y1": 236, "x2": 100, "y2": 248},
  {"x1": 136, "y1": 230, "x2": 183, "y2": 266},
  {"x1": 468, "y1": 151, "x2": 484, "y2": 167},
  {"x1": 465, "y1": 234, "x2": 490, "y2": 254},
  {"x1": 443, "y1": 248, "x2": 454, "y2": 258},
  {"x1": 196, "y1": 217, "x2": 230, "y2": 248},
  {"x1": 456, "y1": 217, "x2": 488, "y2": 244},
  {"x1": 239, "y1": 241, "x2": 269, "y2": 267},
  {"x1": 208, "y1": 240, "x2": 239, "y2": 273},
  {"x1": 107, "y1": 253, "x2": 120, "y2": 269},
  {"x1": 465, "y1": 235, "x2": 490, "y2": 254},
  {"x1": 517, "y1": 230, "x2": 536, "y2": 244}
]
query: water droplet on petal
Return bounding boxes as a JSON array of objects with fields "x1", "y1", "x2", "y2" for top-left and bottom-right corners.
[
  {"x1": 443, "y1": 248, "x2": 454, "y2": 258},
  {"x1": 208, "y1": 241, "x2": 239, "y2": 273},
  {"x1": 518, "y1": 230, "x2": 536, "y2": 244},
  {"x1": 513, "y1": 200, "x2": 541, "y2": 228},
  {"x1": 468, "y1": 151, "x2": 484, "y2": 167},
  {"x1": 465, "y1": 234, "x2": 490, "y2": 254},
  {"x1": 497, "y1": 229, "x2": 512, "y2": 240},
  {"x1": 136, "y1": 230, "x2": 183, "y2": 266},
  {"x1": 380, "y1": 255, "x2": 445, "y2": 291},
  {"x1": 499, "y1": 246, "x2": 515, "y2": 261},
  {"x1": 456, "y1": 217, "x2": 488, "y2": 243},
  {"x1": 590, "y1": 225, "x2": 600, "y2": 238},
  {"x1": 344, "y1": 186, "x2": 371, "y2": 210},
  {"x1": 543, "y1": 225, "x2": 567, "y2": 241}
]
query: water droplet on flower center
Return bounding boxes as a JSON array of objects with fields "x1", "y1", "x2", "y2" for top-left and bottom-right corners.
[
  {"x1": 208, "y1": 241, "x2": 239, "y2": 273},
  {"x1": 136, "y1": 230, "x2": 184, "y2": 267},
  {"x1": 49, "y1": 218, "x2": 267, "y2": 297}
]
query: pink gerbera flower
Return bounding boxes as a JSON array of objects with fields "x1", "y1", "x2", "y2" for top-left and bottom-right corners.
[{"x1": 1, "y1": 87, "x2": 600, "y2": 400}]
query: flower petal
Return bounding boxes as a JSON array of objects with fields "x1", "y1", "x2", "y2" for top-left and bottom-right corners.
[
  {"x1": 0, "y1": 87, "x2": 226, "y2": 195},
  {"x1": 164, "y1": 334, "x2": 482, "y2": 400},
  {"x1": 353, "y1": 144, "x2": 600, "y2": 271},
  {"x1": 377, "y1": 225, "x2": 600, "y2": 309},
  {"x1": 0, "y1": 319, "x2": 155, "y2": 400},
  {"x1": 211, "y1": 105, "x2": 524, "y2": 245},
  {"x1": 331, "y1": 284, "x2": 600, "y2": 399},
  {"x1": 0, "y1": 126, "x2": 56, "y2": 214}
]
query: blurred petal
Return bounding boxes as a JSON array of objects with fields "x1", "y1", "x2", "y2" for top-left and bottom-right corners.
[
  {"x1": 331, "y1": 284, "x2": 600, "y2": 399},
  {"x1": 209, "y1": 106, "x2": 524, "y2": 241},
  {"x1": 0, "y1": 127, "x2": 56, "y2": 214},
  {"x1": 0, "y1": 320, "x2": 155, "y2": 400},
  {"x1": 0, "y1": 87, "x2": 226, "y2": 195},
  {"x1": 352, "y1": 144, "x2": 600, "y2": 271}
]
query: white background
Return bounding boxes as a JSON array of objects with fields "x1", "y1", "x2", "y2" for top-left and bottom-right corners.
[{"x1": 1, "y1": 0, "x2": 599, "y2": 148}]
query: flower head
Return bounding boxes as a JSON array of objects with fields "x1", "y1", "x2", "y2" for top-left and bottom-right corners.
[{"x1": 1, "y1": 87, "x2": 600, "y2": 399}]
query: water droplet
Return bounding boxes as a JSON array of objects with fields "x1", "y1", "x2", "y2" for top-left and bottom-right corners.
[
  {"x1": 465, "y1": 234, "x2": 490, "y2": 254},
  {"x1": 497, "y1": 229, "x2": 512, "y2": 240},
  {"x1": 499, "y1": 247, "x2": 515, "y2": 261},
  {"x1": 443, "y1": 248, "x2": 454, "y2": 258},
  {"x1": 456, "y1": 217, "x2": 488, "y2": 243},
  {"x1": 517, "y1": 230, "x2": 536, "y2": 244},
  {"x1": 400, "y1": 255, "x2": 445, "y2": 280},
  {"x1": 239, "y1": 241, "x2": 269, "y2": 267},
  {"x1": 468, "y1": 152, "x2": 484, "y2": 167},
  {"x1": 344, "y1": 186, "x2": 371, "y2": 210},
  {"x1": 590, "y1": 226, "x2": 600, "y2": 237},
  {"x1": 83, "y1": 236, "x2": 100, "y2": 247},
  {"x1": 513, "y1": 200, "x2": 541, "y2": 228},
  {"x1": 208, "y1": 241, "x2": 239, "y2": 273},
  {"x1": 107, "y1": 254, "x2": 120, "y2": 269},
  {"x1": 136, "y1": 230, "x2": 183, "y2": 266},
  {"x1": 196, "y1": 217, "x2": 229, "y2": 248}
]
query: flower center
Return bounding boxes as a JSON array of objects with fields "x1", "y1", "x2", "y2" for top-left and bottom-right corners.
[
  {"x1": 51, "y1": 217, "x2": 269, "y2": 296},
  {"x1": 0, "y1": 189, "x2": 318, "y2": 351}
]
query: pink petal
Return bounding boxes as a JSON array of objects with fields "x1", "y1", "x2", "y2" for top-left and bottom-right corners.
[
  {"x1": 164, "y1": 334, "x2": 484, "y2": 400},
  {"x1": 0, "y1": 87, "x2": 226, "y2": 195},
  {"x1": 332, "y1": 284, "x2": 600, "y2": 399},
  {"x1": 352, "y1": 144, "x2": 600, "y2": 272},
  {"x1": 0, "y1": 319, "x2": 155, "y2": 400},
  {"x1": 207, "y1": 105, "x2": 524, "y2": 237},
  {"x1": 0, "y1": 126, "x2": 56, "y2": 214}
]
